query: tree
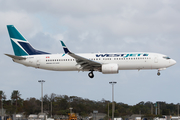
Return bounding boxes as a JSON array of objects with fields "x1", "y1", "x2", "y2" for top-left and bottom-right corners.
[
  {"x1": 11, "y1": 90, "x2": 21, "y2": 113},
  {"x1": 23, "y1": 98, "x2": 41, "y2": 115},
  {"x1": 48, "y1": 93, "x2": 56, "y2": 102},
  {"x1": 48, "y1": 93, "x2": 56, "y2": 116},
  {"x1": 0, "y1": 91, "x2": 6, "y2": 114},
  {"x1": 0, "y1": 91, "x2": 6, "y2": 100},
  {"x1": 43, "y1": 94, "x2": 49, "y2": 113}
]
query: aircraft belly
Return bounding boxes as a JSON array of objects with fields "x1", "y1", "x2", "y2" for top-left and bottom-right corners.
[{"x1": 118, "y1": 60, "x2": 153, "y2": 70}]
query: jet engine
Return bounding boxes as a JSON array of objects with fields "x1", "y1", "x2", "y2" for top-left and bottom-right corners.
[{"x1": 102, "y1": 63, "x2": 119, "y2": 74}]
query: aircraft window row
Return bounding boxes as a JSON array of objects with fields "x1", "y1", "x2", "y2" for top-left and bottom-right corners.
[
  {"x1": 89, "y1": 58, "x2": 101, "y2": 61},
  {"x1": 103, "y1": 58, "x2": 111, "y2": 60},
  {"x1": 114, "y1": 57, "x2": 151, "y2": 60},
  {"x1": 46, "y1": 57, "x2": 151, "y2": 62},
  {"x1": 46, "y1": 59, "x2": 75, "y2": 62}
]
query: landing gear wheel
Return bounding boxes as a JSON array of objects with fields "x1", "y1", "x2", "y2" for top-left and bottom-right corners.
[
  {"x1": 157, "y1": 71, "x2": 161, "y2": 76},
  {"x1": 88, "y1": 72, "x2": 94, "y2": 78}
]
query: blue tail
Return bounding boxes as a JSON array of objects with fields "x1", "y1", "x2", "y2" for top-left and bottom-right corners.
[{"x1": 7, "y1": 25, "x2": 50, "y2": 56}]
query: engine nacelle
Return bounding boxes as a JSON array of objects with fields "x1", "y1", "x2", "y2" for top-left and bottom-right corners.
[{"x1": 102, "y1": 63, "x2": 119, "y2": 74}]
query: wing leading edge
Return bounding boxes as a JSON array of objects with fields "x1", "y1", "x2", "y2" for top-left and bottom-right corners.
[{"x1": 60, "y1": 41, "x2": 102, "y2": 71}]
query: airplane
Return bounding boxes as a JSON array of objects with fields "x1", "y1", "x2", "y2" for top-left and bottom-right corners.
[{"x1": 5, "y1": 25, "x2": 176, "y2": 78}]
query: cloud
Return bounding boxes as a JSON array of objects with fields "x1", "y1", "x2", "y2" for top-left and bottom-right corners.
[{"x1": 0, "y1": 11, "x2": 40, "y2": 33}]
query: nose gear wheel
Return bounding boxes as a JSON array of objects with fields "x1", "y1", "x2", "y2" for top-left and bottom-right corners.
[{"x1": 157, "y1": 71, "x2": 161, "y2": 76}]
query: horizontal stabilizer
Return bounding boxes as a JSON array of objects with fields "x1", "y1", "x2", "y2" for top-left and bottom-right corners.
[{"x1": 5, "y1": 54, "x2": 26, "y2": 60}]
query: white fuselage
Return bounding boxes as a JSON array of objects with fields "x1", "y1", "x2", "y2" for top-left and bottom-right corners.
[{"x1": 13, "y1": 52, "x2": 176, "y2": 72}]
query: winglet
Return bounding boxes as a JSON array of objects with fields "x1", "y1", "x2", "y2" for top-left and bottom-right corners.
[{"x1": 60, "y1": 41, "x2": 71, "y2": 54}]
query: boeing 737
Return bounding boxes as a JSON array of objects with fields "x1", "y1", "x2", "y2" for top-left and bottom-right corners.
[{"x1": 5, "y1": 25, "x2": 176, "y2": 78}]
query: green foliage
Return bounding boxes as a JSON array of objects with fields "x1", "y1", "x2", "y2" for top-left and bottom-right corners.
[
  {"x1": 1, "y1": 91, "x2": 180, "y2": 117},
  {"x1": 23, "y1": 98, "x2": 41, "y2": 115},
  {"x1": 10, "y1": 90, "x2": 21, "y2": 113},
  {"x1": 0, "y1": 91, "x2": 6, "y2": 100}
]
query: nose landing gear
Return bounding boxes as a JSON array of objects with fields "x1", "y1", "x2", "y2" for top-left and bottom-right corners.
[
  {"x1": 88, "y1": 71, "x2": 94, "y2": 78},
  {"x1": 157, "y1": 71, "x2": 161, "y2": 76}
]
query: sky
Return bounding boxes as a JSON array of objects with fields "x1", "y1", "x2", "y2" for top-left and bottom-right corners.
[{"x1": 0, "y1": 0, "x2": 180, "y2": 105}]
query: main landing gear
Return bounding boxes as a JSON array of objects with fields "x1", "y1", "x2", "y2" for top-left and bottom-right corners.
[
  {"x1": 88, "y1": 71, "x2": 94, "y2": 78},
  {"x1": 157, "y1": 70, "x2": 161, "y2": 76}
]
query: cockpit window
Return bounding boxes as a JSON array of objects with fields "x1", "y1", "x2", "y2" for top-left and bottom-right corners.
[{"x1": 163, "y1": 56, "x2": 171, "y2": 59}]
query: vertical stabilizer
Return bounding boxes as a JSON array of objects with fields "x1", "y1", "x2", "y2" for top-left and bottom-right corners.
[{"x1": 7, "y1": 25, "x2": 50, "y2": 56}]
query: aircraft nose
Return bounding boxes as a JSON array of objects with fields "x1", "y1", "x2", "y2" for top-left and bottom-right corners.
[{"x1": 171, "y1": 59, "x2": 176, "y2": 66}]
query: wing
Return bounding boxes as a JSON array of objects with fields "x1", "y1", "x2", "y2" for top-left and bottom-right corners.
[{"x1": 60, "y1": 41, "x2": 102, "y2": 71}]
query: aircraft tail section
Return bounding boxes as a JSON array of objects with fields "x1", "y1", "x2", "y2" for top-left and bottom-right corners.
[{"x1": 7, "y1": 25, "x2": 50, "y2": 56}]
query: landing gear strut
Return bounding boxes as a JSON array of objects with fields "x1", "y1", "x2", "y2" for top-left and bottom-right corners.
[
  {"x1": 88, "y1": 71, "x2": 94, "y2": 78},
  {"x1": 157, "y1": 71, "x2": 161, "y2": 76}
]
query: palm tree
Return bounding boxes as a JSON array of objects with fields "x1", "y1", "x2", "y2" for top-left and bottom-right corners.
[
  {"x1": 0, "y1": 91, "x2": 6, "y2": 100},
  {"x1": 11, "y1": 90, "x2": 21, "y2": 113},
  {"x1": 0, "y1": 91, "x2": 6, "y2": 114}
]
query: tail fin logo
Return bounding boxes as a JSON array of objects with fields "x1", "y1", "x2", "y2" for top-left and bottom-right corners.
[
  {"x1": 10, "y1": 38, "x2": 29, "y2": 56},
  {"x1": 7, "y1": 25, "x2": 50, "y2": 56}
]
